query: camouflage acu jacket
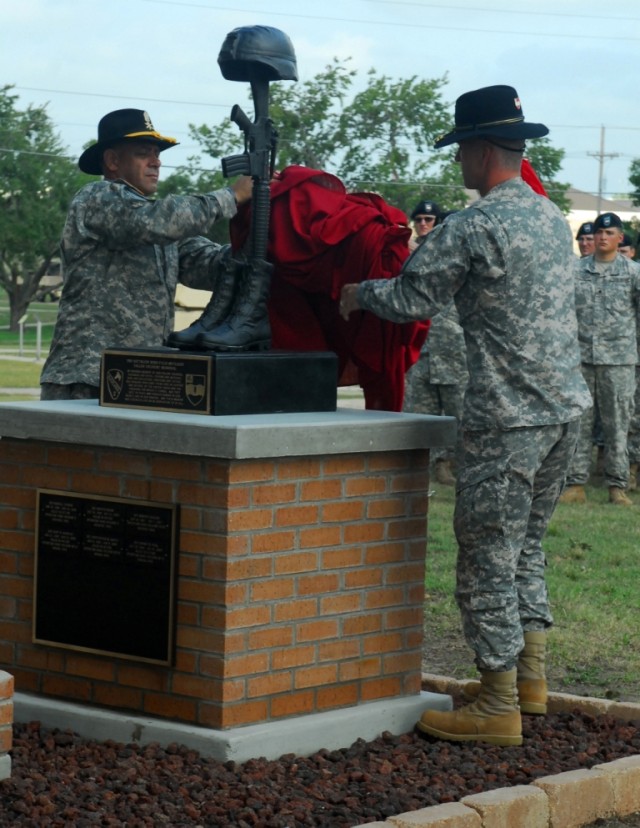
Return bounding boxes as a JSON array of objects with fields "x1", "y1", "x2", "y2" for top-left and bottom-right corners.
[
  {"x1": 573, "y1": 253, "x2": 640, "y2": 366},
  {"x1": 40, "y1": 180, "x2": 236, "y2": 387},
  {"x1": 418, "y1": 300, "x2": 468, "y2": 385},
  {"x1": 357, "y1": 177, "x2": 591, "y2": 430}
]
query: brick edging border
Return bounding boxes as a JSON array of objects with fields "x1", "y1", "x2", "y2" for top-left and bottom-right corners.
[
  {"x1": 351, "y1": 673, "x2": 640, "y2": 828},
  {"x1": 0, "y1": 671, "x2": 14, "y2": 781}
]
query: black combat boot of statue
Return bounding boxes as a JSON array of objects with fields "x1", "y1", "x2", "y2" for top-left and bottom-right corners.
[
  {"x1": 198, "y1": 258, "x2": 273, "y2": 351},
  {"x1": 166, "y1": 248, "x2": 244, "y2": 350}
]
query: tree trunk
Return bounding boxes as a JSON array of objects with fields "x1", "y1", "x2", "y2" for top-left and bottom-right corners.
[{"x1": 7, "y1": 255, "x2": 54, "y2": 331}]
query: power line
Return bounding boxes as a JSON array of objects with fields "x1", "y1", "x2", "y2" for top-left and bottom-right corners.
[
  {"x1": 13, "y1": 88, "x2": 640, "y2": 144},
  {"x1": 141, "y1": 0, "x2": 640, "y2": 41},
  {"x1": 0, "y1": 145, "x2": 633, "y2": 199},
  {"x1": 13, "y1": 86, "x2": 232, "y2": 110},
  {"x1": 365, "y1": 0, "x2": 640, "y2": 20}
]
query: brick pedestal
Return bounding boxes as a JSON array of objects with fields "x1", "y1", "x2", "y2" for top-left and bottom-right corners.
[{"x1": 0, "y1": 401, "x2": 454, "y2": 736}]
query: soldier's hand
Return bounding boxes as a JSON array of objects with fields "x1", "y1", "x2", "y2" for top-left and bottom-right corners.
[
  {"x1": 230, "y1": 175, "x2": 253, "y2": 205},
  {"x1": 339, "y1": 284, "x2": 360, "y2": 320}
]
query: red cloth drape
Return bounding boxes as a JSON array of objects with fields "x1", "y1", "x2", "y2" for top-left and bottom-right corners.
[
  {"x1": 230, "y1": 166, "x2": 428, "y2": 411},
  {"x1": 521, "y1": 158, "x2": 548, "y2": 196}
]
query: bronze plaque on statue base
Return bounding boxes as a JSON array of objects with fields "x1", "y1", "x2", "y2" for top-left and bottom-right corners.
[
  {"x1": 34, "y1": 489, "x2": 178, "y2": 665},
  {"x1": 100, "y1": 347, "x2": 338, "y2": 415}
]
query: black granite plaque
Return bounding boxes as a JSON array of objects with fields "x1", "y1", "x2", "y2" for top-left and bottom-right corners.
[
  {"x1": 100, "y1": 347, "x2": 338, "y2": 415},
  {"x1": 33, "y1": 489, "x2": 178, "y2": 665}
]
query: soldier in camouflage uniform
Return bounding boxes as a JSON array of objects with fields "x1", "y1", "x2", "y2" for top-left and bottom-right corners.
[
  {"x1": 619, "y1": 234, "x2": 640, "y2": 490},
  {"x1": 402, "y1": 298, "x2": 468, "y2": 485},
  {"x1": 404, "y1": 205, "x2": 468, "y2": 485},
  {"x1": 559, "y1": 212, "x2": 640, "y2": 506},
  {"x1": 340, "y1": 85, "x2": 591, "y2": 746},
  {"x1": 40, "y1": 109, "x2": 252, "y2": 399}
]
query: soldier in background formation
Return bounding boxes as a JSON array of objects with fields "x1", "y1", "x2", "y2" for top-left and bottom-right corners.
[
  {"x1": 619, "y1": 232, "x2": 637, "y2": 260},
  {"x1": 403, "y1": 201, "x2": 468, "y2": 486},
  {"x1": 575, "y1": 221, "x2": 595, "y2": 258},
  {"x1": 618, "y1": 232, "x2": 640, "y2": 489},
  {"x1": 408, "y1": 199, "x2": 441, "y2": 251},
  {"x1": 560, "y1": 213, "x2": 640, "y2": 506},
  {"x1": 575, "y1": 221, "x2": 602, "y2": 467}
]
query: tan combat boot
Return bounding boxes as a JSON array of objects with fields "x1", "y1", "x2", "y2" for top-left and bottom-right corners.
[
  {"x1": 515, "y1": 631, "x2": 547, "y2": 714},
  {"x1": 417, "y1": 668, "x2": 522, "y2": 746},
  {"x1": 462, "y1": 631, "x2": 547, "y2": 715},
  {"x1": 628, "y1": 464, "x2": 638, "y2": 492},
  {"x1": 434, "y1": 459, "x2": 456, "y2": 486},
  {"x1": 558, "y1": 485, "x2": 586, "y2": 504},
  {"x1": 609, "y1": 486, "x2": 632, "y2": 506}
]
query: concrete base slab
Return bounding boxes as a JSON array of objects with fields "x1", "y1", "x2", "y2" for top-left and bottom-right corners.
[
  {"x1": 14, "y1": 691, "x2": 452, "y2": 763},
  {"x1": 0, "y1": 754, "x2": 10, "y2": 781}
]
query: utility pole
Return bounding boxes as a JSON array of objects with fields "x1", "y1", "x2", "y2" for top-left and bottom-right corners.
[{"x1": 587, "y1": 125, "x2": 620, "y2": 215}]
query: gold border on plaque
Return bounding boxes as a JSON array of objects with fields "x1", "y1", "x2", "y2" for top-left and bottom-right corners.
[
  {"x1": 100, "y1": 348, "x2": 213, "y2": 415},
  {"x1": 34, "y1": 489, "x2": 178, "y2": 666}
]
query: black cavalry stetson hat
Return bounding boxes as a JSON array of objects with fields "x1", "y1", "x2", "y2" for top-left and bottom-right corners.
[
  {"x1": 78, "y1": 109, "x2": 178, "y2": 175},
  {"x1": 434, "y1": 85, "x2": 549, "y2": 149}
]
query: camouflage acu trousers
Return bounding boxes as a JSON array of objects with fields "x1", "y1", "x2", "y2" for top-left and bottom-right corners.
[
  {"x1": 627, "y1": 366, "x2": 640, "y2": 465},
  {"x1": 565, "y1": 364, "x2": 635, "y2": 488},
  {"x1": 403, "y1": 358, "x2": 466, "y2": 462},
  {"x1": 453, "y1": 420, "x2": 580, "y2": 673},
  {"x1": 40, "y1": 383, "x2": 99, "y2": 400}
]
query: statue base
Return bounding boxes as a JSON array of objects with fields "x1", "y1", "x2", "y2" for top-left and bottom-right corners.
[{"x1": 100, "y1": 347, "x2": 338, "y2": 415}]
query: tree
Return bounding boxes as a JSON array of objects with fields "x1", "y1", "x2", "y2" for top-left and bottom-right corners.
[
  {"x1": 267, "y1": 57, "x2": 357, "y2": 170},
  {"x1": 525, "y1": 137, "x2": 571, "y2": 213},
  {"x1": 335, "y1": 70, "x2": 462, "y2": 213},
  {"x1": 0, "y1": 85, "x2": 88, "y2": 329},
  {"x1": 165, "y1": 61, "x2": 569, "y2": 220},
  {"x1": 629, "y1": 158, "x2": 640, "y2": 207}
]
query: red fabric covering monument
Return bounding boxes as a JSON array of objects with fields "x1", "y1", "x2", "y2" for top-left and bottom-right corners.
[{"x1": 230, "y1": 165, "x2": 429, "y2": 412}]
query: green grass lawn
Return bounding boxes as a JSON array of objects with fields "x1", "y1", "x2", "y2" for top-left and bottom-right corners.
[
  {"x1": 0, "y1": 292, "x2": 54, "y2": 398},
  {"x1": 0, "y1": 351, "x2": 45, "y2": 400},
  {"x1": 425, "y1": 478, "x2": 640, "y2": 702}
]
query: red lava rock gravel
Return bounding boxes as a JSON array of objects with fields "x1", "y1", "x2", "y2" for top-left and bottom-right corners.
[{"x1": 1, "y1": 709, "x2": 639, "y2": 827}]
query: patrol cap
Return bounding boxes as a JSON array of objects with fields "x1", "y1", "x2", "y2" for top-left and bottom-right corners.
[
  {"x1": 410, "y1": 200, "x2": 441, "y2": 220},
  {"x1": 593, "y1": 212, "x2": 623, "y2": 231},
  {"x1": 575, "y1": 221, "x2": 594, "y2": 239}
]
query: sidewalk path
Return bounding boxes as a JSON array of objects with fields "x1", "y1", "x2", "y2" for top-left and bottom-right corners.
[{"x1": 0, "y1": 388, "x2": 40, "y2": 396}]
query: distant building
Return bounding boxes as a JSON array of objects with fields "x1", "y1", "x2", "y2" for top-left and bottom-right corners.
[{"x1": 566, "y1": 189, "x2": 640, "y2": 254}]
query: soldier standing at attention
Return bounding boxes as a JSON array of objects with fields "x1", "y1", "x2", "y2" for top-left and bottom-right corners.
[
  {"x1": 559, "y1": 212, "x2": 640, "y2": 506},
  {"x1": 402, "y1": 295, "x2": 468, "y2": 486},
  {"x1": 40, "y1": 109, "x2": 252, "y2": 400},
  {"x1": 403, "y1": 202, "x2": 468, "y2": 486},
  {"x1": 620, "y1": 233, "x2": 640, "y2": 490},
  {"x1": 340, "y1": 85, "x2": 591, "y2": 746},
  {"x1": 407, "y1": 199, "x2": 441, "y2": 252},
  {"x1": 575, "y1": 221, "x2": 595, "y2": 258}
]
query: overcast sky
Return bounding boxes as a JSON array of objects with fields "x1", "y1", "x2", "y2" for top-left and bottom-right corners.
[{"x1": 4, "y1": 0, "x2": 640, "y2": 200}]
